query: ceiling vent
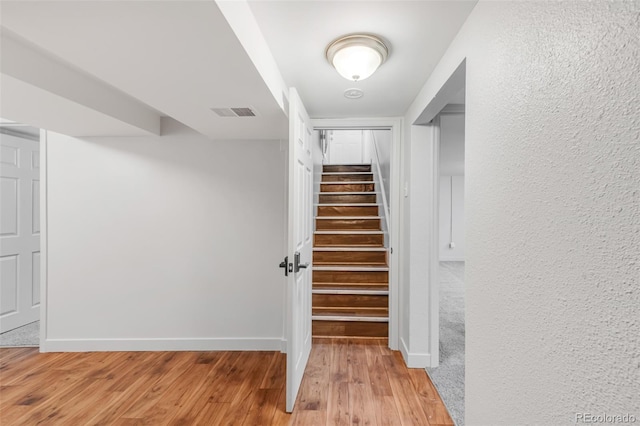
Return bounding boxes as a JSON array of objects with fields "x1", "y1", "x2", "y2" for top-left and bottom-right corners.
[{"x1": 211, "y1": 107, "x2": 259, "y2": 118}]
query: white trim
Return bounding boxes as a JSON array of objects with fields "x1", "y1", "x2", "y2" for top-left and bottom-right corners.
[
  {"x1": 312, "y1": 315, "x2": 388, "y2": 322},
  {"x1": 317, "y1": 204, "x2": 378, "y2": 208},
  {"x1": 312, "y1": 289, "x2": 389, "y2": 295},
  {"x1": 312, "y1": 265, "x2": 389, "y2": 271},
  {"x1": 314, "y1": 230, "x2": 384, "y2": 234},
  {"x1": 40, "y1": 337, "x2": 284, "y2": 353},
  {"x1": 400, "y1": 337, "x2": 432, "y2": 368},
  {"x1": 440, "y1": 257, "x2": 465, "y2": 262},
  {"x1": 316, "y1": 216, "x2": 382, "y2": 219},
  {"x1": 430, "y1": 117, "x2": 441, "y2": 367},
  {"x1": 370, "y1": 131, "x2": 391, "y2": 241},
  {"x1": 39, "y1": 129, "x2": 48, "y2": 350},
  {"x1": 311, "y1": 117, "x2": 402, "y2": 351}
]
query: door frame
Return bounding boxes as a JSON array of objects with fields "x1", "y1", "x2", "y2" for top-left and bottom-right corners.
[
  {"x1": 311, "y1": 117, "x2": 402, "y2": 351},
  {"x1": 430, "y1": 106, "x2": 466, "y2": 367},
  {"x1": 430, "y1": 116, "x2": 441, "y2": 367},
  {"x1": 38, "y1": 130, "x2": 48, "y2": 349}
]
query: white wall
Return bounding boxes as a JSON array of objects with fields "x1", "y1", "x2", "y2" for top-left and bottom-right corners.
[
  {"x1": 372, "y1": 129, "x2": 392, "y2": 202},
  {"x1": 43, "y1": 118, "x2": 286, "y2": 351},
  {"x1": 312, "y1": 130, "x2": 323, "y2": 221},
  {"x1": 439, "y1": 176, "x2": 464, "y2": 261},
  {"x1": 439, "y1": 113, "x2": 464, "y2": 176},
  {"x1": 439, "y1": 113, "x2": 465, "y2": 260},
  {"x1": 404, "y1": 1, "x2": 640, "y2": 423}
]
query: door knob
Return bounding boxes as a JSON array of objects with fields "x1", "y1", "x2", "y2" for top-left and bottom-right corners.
[{"x1": 293, "y1": 252, "x2": 309, "y2": 273}]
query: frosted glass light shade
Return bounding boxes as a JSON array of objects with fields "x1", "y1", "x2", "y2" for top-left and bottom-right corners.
[{"x1": 326, "y1": 34, "x2": 388, "y2": 82}]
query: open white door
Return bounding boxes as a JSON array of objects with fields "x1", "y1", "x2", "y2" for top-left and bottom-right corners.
[
  {"x1": 0, "y1": 132, "x2": 40, "y2": 333},
  {"x1": 285, "y1": 88, "x2": 313, "y2": 412}
]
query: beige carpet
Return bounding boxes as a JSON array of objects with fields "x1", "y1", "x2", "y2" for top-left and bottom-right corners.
[
  {"x1": 0, "y1": 321, "x2": 39, "y2": 347},
  {"x1": 426, "y1": 261, "x2": 465, "y2": 426}
]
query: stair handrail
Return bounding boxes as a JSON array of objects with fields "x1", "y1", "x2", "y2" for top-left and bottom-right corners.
[{"x1": 370, "y1": 131, "x2": 391, "y2": 246}]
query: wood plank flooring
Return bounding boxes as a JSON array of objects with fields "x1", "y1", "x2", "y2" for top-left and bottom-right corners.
[{"x1": 0, "y1": 339, "x2": 452, "y2": 425}]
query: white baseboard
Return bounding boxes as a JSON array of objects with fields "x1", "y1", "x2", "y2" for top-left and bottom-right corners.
[
  {"x1": 41, "y1": 337, "x2": 285, "y2": 353},
  {"x1": 400, "y1": 337, "x2": 432, "y2": 368}
]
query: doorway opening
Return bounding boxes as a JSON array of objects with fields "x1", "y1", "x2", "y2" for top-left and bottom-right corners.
[
  {"x1": 408, "y1": 59, "x2": 466, "y2": 424},
  {"x1": 310, "y1": 119, "x2": 401, "y2": 350},
  {"x1": 311, "y1": 129, "x2": 392, "y2": 342},
  {"x1": 0, "y1": 119, "x2": 41, "y2": 348},
  {"x1": 427, "y1": 106, "x2": 466, "y2": 426}
]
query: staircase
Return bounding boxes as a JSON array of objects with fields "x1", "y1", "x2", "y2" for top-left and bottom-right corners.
[{"x1": 312, "y1": 164, "x2": 389, "y2": 339}]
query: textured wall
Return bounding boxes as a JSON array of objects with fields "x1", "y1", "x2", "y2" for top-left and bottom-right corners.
[{"x1": 407, "y1": 1, "x2": 640, "y2": 423}]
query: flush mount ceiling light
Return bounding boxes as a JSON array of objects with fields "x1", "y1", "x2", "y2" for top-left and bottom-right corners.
[{"x1": 326, "y1": 34, "x2": 389, "y2": 82}]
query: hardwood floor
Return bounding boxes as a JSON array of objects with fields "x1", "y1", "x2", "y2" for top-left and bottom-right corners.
[{"x1": 0, "y1": 339, "x2": 452, "y2": 425}]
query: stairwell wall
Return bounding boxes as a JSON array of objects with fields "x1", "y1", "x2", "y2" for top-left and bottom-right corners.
[
  {"x1": 372, "y1": 130, "x2": 392, "y2": 202},
  {"x1": 42, "y1": 118, "x2": 287, "y2": 351}
]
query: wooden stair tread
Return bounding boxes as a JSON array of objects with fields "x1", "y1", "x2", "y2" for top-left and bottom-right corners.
[
  {"x1": 313, "y1": 247, "x2": 387, "y2": 251},
  {"x1": 319, "y1": 181, "x2": 376, "y2": 185},
  {"x1": 322, "y1": 172, "x2": 374, "y2": 175},
  {"x1": 318, "y1": 196, "x2": 378, "y2": 203},
  {"x1": 313, "y1": 306, "x2": 388, "y2": 312},
  {"x1": 317, "y1": 205, "x2": 379, "y2": 217},
  {"x1": 312, "y1": 308, "x2": 389, "y2": 318},
  {"x1": 314, "y1": 263, "x2": 387, "y2": 268},
  {"x1": 323, "y1": 165, "x2": 372, "y2": 173},
  {"x1": 314, "y1": 244, "x2": 384, "y2": 248},
  {"x1": 312, "y1": 320, "x2": 388, "y2": 338},
  {"x1": 315, "y1": 203, "x2": 378, "y2": 206},
  {"x1": 313, "y1": 265, "x2": 389, "y2": 271},
  {"x1": 320, "y1": 183, "x2": 376, "y2": 192},
  {"x1": 313, "y1": 282, "x2": 389, "y2": 289},
  {"x1": 313, "y1": 270, "x2": 389, "y2": 283}
]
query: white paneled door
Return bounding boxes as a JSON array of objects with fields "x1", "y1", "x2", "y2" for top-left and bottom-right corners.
[
  {"x1": 285, "y1": 88, "x2": 313, "y2": 412},
  {"x1": 328, "y1": 129, "x2": 364, "y2": 164},
  {"x1": 0, "y1": 133, "x2": 40, "y2": 333}
]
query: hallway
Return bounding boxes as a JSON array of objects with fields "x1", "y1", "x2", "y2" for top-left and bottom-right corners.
[{"x1": 0, "y1": 339, "x2": 452, "y2": 425}]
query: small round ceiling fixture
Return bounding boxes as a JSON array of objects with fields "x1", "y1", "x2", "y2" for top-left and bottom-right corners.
[
  {"x1": 344, "y1": 88, "x2": 364, "y2": 99},
  {"x1": 326, "y1": 34, "x2": 389, "y2": 82}
]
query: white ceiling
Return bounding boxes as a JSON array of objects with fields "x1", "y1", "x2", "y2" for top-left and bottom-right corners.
[
  {"x1": 0, "y1": 1, "x2": 476, "y2": 138},
  {"x1": 0, "y1": 1, "x2": 287, "y2": 139},
  {"x1": 249, "y1": 0, "x2": 477, "y2": 118}
]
